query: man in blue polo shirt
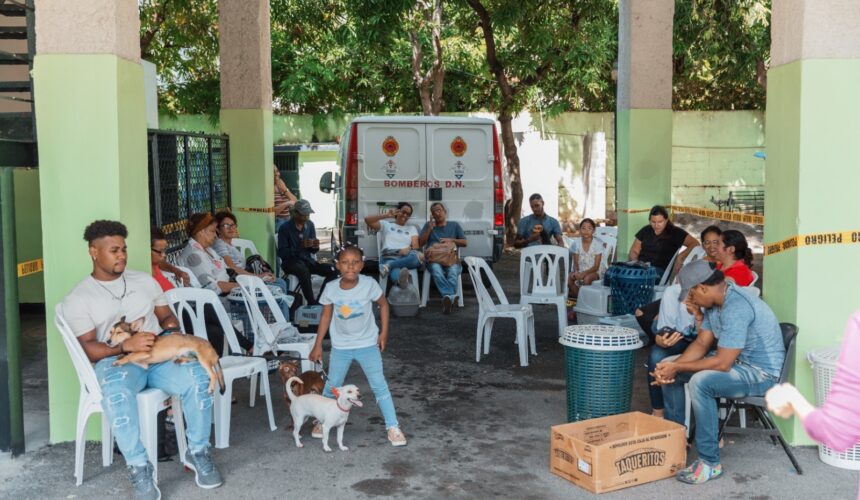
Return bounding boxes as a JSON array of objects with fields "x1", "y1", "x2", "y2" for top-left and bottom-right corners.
[
  {"x1": 652, "y1": 260, "x2": 785, "y2": 485},
  {"x1": 514, "y1": 193, "x2": 565, "y2": 248}
]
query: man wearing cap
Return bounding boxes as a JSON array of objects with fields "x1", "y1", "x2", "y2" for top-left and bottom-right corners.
[
  {"x1": 277, "y1": 200, "x2": 338, "y2": 305},
  {"x1": 652, "y1": 260, "x2": 785, "y2": 485}
]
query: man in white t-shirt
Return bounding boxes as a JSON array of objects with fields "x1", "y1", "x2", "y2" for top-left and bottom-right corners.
[{"x1": 60, "y1": 221, "x2": 222, "y2": 499}]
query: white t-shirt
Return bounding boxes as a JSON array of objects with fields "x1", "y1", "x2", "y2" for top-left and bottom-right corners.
[
  {"x1": 379, "y1": 220, "x2": 417, "y2": 254},
  {"x1": 319, "y1": 275, "x2": 384, "y2": 349},
  {"x1": 61, "y1": 269, "x2": 167, "y2": 343}
]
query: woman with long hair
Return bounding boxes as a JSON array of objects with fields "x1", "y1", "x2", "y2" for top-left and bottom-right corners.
[
  {"x1": 715, "y1": 229, "x2": 754, "y2": 286},
  {"x1": 628, "y1": 205, "x2": 699, "y2": 277}
]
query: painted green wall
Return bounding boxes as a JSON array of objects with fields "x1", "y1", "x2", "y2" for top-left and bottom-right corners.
[
  {"x1": 764, "y1": 59, "x2": 860, "y2": 445},
  {"x1": 34, "y1": 54, "x2": 149, "y2": 443},
  {"x1": 13, "y1": 168, "x2": 43, "y2": 304}
]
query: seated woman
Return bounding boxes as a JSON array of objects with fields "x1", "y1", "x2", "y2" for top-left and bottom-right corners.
[
  {"x1": 643, "y1": 283, "x2": 699, "y2": 417},
  {"x1": 628, "y1": 205, "x2": 699, "y2": 277},
  {"x1": 567, "y1": 218, "x2": 604, "y2": 300},
  {"x1": 172, "y1": 214, "x2": 254, "y2": 354},
  {"x1": 211, "y1": 211, "x2": 289, "y2": 295},
  {"x1": 699, "y1": 225, "x2": 722, "y2": 264},
  {"x1": 150, "y1": 226, "x2": 190, "y2": 289},
  {"x1": 714, "y1": 229, "x2": 754, "y2": 286},
  {"x1": 365, "y1": 202, "x2": 422, "y2": 290}
]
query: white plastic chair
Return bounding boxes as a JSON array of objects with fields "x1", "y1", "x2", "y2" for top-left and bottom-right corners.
[
  {"x1": 231, "y1": 237, "x2": 259, "y2": 261},
  {"x1": 750, "y1": 270, "x2": 760, "y2": 286},
  {"x1": 519, "y1": 246, "x2": 569, "y2": 337},
  {"x1": 55, "y1": 304, "x2": 188, "y2": 485},
  {"x1": 235, "y1": 275, "x2": 318, "y2": 373},
  {"x1": 375, "y1": 226, "x2": 420, "y2": 295},
  {"x1": 420, "y1": 248, "x2": 465, "y2": 308},
  {"x1": 163, "y1": 288, "x2": 276, "y2": 449},
  {"x1": 464, "y1": 257, "x2": 536, "y2": 366},
  {"x1": 594, "y1": 226, "x2": 618, "y2": 240},
  {"x1": 162, "y1": 264, "x2": 201, "y2": 289}
]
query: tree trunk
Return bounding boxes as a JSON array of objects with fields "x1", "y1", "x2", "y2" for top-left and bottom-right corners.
[
  {"x1": 498, "y1": 113, "x2": 522, "y2": 246},
  {"x1": 410, "y1": 0, "x2": 444, "y2": 116}
]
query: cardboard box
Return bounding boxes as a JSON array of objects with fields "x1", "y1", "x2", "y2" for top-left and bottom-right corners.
[{"x1": 550, "y1": 411, "x2": 687, "y2": 494}]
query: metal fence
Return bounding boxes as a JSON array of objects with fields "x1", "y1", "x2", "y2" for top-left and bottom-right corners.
[{"x1": 147, "y1": 130, "x2": 230, "y2": 251}]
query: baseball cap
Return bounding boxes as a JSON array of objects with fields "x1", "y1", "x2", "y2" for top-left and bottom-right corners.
[
  {"x1": 677, "y1": 259, "x2": 718, "y2": 302},
  {"x1": 291, "y1": 199, "x2": 314, "y2": 215}
]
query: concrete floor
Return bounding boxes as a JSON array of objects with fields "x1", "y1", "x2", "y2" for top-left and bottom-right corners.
[{"x1": 1, "y1": 253, "x2": 856, "y2": 499}]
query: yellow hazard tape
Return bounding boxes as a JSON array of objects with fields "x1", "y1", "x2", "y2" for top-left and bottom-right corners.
[
  {"x1": 764, "y1": 230, "x2": 860, "y2": 256},
  {"x1": 17, "y1": 258, "x2": 43, "y2": 277},
  {"x1": 621, "y1": 205, "x2": 765, "y2": 225},
  {"x1": 234, "y1": 206, "x2": 276, "y2": 214}
]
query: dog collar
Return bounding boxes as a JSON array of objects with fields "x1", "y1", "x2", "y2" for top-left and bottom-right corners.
[{"x1": 336, "y1": 401, "x2": 351, "y2": 413}]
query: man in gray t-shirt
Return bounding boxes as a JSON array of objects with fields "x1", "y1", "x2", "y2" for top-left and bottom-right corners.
[{"x1": 651, "y1": 260, "x2": 785, "y2": 485}]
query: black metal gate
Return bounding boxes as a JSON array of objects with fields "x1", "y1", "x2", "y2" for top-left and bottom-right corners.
[{"x1": 147, "y1": 130, "x2": 230, "y2": 251}]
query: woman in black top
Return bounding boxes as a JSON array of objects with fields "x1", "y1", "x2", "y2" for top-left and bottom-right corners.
[{"x1": 627, "y1": 205, "x2": 699, "y2": 278}]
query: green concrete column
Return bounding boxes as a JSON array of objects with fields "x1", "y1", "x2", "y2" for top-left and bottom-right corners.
[
  {"x1": 33, "y1": 0, "x2": 148, "y2": 443},
  {"x1": 764, "y1": 1, "x2": 860, "y2": 445},
  {"x1": 219, "y1": 0, "x2": 275, "y2": 263},
  {"x1": 615, "y1": 0, "x2": 674, "y2": 253}
]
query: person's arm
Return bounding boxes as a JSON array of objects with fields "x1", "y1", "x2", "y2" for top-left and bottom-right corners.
[
  {"x1": 309, "y1": 222, "x2": 320, "y2": 253},
  {"x1": 514, "y1": 223, "x2": 540, "y2": 248},
  {"x1": 628, "y1": 238, "x2": 642, "y2": 261},
  {"x1": 154, "y1": 305, "x2": 180, "y2": 331},
  {"x1": 278, "y1": 225, "x2": 299, "y2": 261},
  {"x1": 376, "y1": 295, "x2": 390, "y2": 352},
  {"x1": 674, "y1": 233, "x2": 701, "y2": 273},
  {"x1": 158, "y1": 260, "x2": 190, "y2": 286},
  {"x1": 78, "y1": 328, "x2": 155, "y2": 363},
  {"x1": 365, "y1": 210, "x2": 395, "y2": 231},
  {"x1": 308, "y1": 304, "x2": 333, "y2": 362},
  {"x1": 572, "y1": 254, "x2": 581, "y2": 276},
  {"x1": 418, "y1": 221, "x2": 433, "y2": 247},
  {"x1": 453, "y1": 223, "x2": 467, "y2": 247}
]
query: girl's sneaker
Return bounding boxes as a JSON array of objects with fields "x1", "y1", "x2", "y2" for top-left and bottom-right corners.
[{"x1": 387, "y1": 426, "x2": 407, "y2": 447}]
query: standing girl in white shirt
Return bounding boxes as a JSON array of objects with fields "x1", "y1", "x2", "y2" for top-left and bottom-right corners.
[{"x1": 309, "y1": 244, "x2": 407, "y2": 446}]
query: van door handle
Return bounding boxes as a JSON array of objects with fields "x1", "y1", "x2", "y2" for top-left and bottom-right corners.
[
  {"x1": 356, "y1": 153, "x2": 364, "y2": 163},
  {"x1": 487, "y1": 154, "x2": 494, "y2": 163}
]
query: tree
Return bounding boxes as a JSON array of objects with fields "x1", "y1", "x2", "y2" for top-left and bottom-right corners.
[
  {"x1": 463, "y1": 0, "x2": 617, "y2": 243},
  {"x1": 408, "y1": 0, "x2": 445, "y2": 115}
]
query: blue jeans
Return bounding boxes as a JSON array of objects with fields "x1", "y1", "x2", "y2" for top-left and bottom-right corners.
[
  {"x1": 647, "y1": 339, "x2": 692, "y2": 410},
  {"x1": 323, "y1": 345, "x2": 399, "y2": 429},
  {"x1": 380, "y1": 251, "x2": 421, "y2": 284},
  {"x1": 663, "y1": 363, "x2": 777, "y2": 466},
  {"x1": 269, "y1": 277, "x2": 292, "y2": 320},
  {"x1": 428, "y1": 262, "x2": 461, "y2": 299},
  {"x1": 94, "y1": 355, "x2": 213, "y2": 467}
]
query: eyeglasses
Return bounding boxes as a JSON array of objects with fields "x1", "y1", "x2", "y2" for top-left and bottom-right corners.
[
  {"x1": 703, "y1": 239, "x2": 720, "y2": 246},
  {"x1": 221, "y1": 223, "x2": 237, "y2": 229},
  {"x1": 151, "y1": 247, "x2": 166, "y2": 255}
]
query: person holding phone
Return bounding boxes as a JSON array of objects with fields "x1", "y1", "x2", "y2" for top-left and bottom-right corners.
[{"x1": 278, "y1": 200, "x2": 338, "y2": 305}]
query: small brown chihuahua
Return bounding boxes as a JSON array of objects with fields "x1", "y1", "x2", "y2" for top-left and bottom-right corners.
[{"x1": 107, "y1": 316, "x2": 225, "y2": 394}]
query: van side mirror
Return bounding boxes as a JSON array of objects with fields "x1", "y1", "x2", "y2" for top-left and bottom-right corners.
[{"x1": 319, "y1": 171, "x2": 334, "y2": 193}]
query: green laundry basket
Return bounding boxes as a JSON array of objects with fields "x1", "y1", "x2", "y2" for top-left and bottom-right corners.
[{"x1": 559, "y1": 324, "x2": 643, "y2": 422}]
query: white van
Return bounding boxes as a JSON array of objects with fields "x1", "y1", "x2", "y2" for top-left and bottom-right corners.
[{"x1": 319, "y1": 116, "x2": 504, "y2": 263}]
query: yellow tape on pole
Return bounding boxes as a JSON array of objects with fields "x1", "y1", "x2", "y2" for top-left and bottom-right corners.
[
  {"x1": 234, "y1": 207, "x2": 276, "y2": 213},
  {"x1": 764, "y1": 230, "x2": 860, "y2": 256},
  {"x1": 621, "y1": 205, "x2": 765, "y2": 225},
  {"x1": 17, "y1": 258, "x2": 43, "y2": 277}
]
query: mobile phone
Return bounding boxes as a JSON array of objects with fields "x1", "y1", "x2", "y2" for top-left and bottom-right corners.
[{"x1": 657, "y1": 326, "x2": 676, "y2": 337}]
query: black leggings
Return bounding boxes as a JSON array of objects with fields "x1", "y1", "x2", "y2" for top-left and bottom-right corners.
[
  {"x1": 636, "y1": 299, "x2": 661, "y2": 343},
  {"x1": 181, "y1": 304, "x2": 253, "y2": 354},
  {"x1": 281, "y1": 259, "x2": 339, "y2": 305}
]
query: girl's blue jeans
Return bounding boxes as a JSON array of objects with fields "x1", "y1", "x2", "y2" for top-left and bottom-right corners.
[{"x1": 323, "y1": 345, "x2": 399, "y2": 429}]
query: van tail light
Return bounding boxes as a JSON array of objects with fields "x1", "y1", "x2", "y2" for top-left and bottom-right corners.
[
  {"x1": 492, "y1": 126, "x2": 504, "y2": 228},
  {"x1": 345, "y1": 122, "x2": 359, "y2": 226}
]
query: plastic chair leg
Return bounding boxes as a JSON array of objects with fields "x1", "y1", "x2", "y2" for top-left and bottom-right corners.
[
  {"x1": 556, "y1": 301, "x2": 567, "y2": 337},
  {"x1": 101, "y1": 412, "x2": 113, "y2": 468},
  {"x1": 213, "y1": 384, "x2": 233, "y2": 449},
  {"x1": 420, "y1": 269, "x2": 431, "y2": 307},
  {"x1": 171, "y1": 397, "x2": 187, "y2": 466},
  {"x1": 249, "y1": 373, "x2": 258, "y2": 408},
  {"x1": 483, "y1": 317, "x2": 495, "y2": 354},
  {"x1": 528, "y1": 315, "x2": 537, "y2": 355},
  {"x1": 515, "y1": 316, "x2": 529, "y2": 367},
  {"x1": 74, "y1": 407, "x2": 89, "y2": 486},
  {"x1": 138, "y1": 399, "x2": 160, "y2": 483},
  {"x1": 457, "y1": 276, "x2": 464, "y2": 307},
  {"x1": 259, "y1": 369, "x2": 277, "y2": 431},
  {"x1": 475, "y1": 316, "x2": 486, "y2": 362}
]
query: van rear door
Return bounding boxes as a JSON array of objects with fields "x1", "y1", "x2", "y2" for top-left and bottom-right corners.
[
  {"x1": 426, "y1": 124, "x2": 494, "y2": 259},
  {"x1": 356, "y1": 122, "x2": 426, "y2": 258}
]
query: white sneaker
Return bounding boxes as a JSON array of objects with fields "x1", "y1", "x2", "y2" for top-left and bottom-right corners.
[{"x1": 387, "y1": 426, "x2": 407, "y2": 447}]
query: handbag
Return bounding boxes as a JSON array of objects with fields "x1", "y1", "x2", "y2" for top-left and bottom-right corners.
[
  {"x1": 425, "y1": 242, "x2": 458, "y2": 267},
  {"x1": 245, "y1": 254, "x2": 274, "y2": 276}
]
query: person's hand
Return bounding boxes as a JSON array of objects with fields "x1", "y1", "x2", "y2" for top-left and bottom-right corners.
[
  {"x1": 428, "y1": 217, "x2": 436, "y2": 228},
  {"x1": 378, "y1": 333, "x2": 388, "y2": 352},
  {"x1": 684, "y1": 296, "x2": 704, "y2": 322},
  {"x1": 261, "y1": 274, "x2": 275, "y2": 283},
  {"x1": 651, "y1": 361, "x2": 678, "y2": 386},
  {"x1": 177, "y1": 271, "x2": 191, "y2": 287},
  {"x1": 398, "y1": 247, "x2": 411, "y2": 256},
  {"x1": 387, "y1": 209, "x2": 398, "y2": 218},
  {"x1": 122, "y1": 332, "x2": 156, "y2": 353},
  {"x1": 532, "y1": 224, "x2": 543, "y2": 235},
  {"x1": 766, "y1": 383, "x2": 803, "y2": 418},
  {"x1": 309, "y1": 345, "x2": 323, "y2": 363},
  {"x1": 655, "y1": 331, "x2": 683, "y2": 348}
]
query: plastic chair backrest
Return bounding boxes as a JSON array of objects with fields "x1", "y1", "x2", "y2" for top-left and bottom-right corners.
[
  {"x1": 231, "y1": 238, "x2": 259, "y2": 260},
  {"x1": 464, "y1": 257, "x2": 509, "y2": 313},
  {"x1": 683, "y1": 246, "x2": 707, "y2": 266},
  {"x1": 594, "y1": 226, "x2": 618, "y2": 240},
  {"x1": 235, "y1": 275, "x2": 287, "y2": 347},
  {"x1": 54, "y1": 304, "x2": 101, "y2": 399},
  {"x1": 777, "y1": 323, "x2": 798, "y2": 385},
  {"x1": 164, "y1": 288, "x2": 243, "y2": 354},
  {"x1": 659, "y1": 247, "x2": 685, "y2": 286},
  {"x1": 519, "y1": 245, "x2": 569, "y2": 297}
]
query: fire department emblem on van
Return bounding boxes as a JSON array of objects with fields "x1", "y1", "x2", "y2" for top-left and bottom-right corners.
[
  {"x1": 382, "y1": 136, "x2": 399, "y2": 157},
  {"x1": 382, "y1": 159, "x2": 398, "y2": 178},
  {"x1": 451, "y1": 160, "x2": 466, "y2": 180},
  {"x1": 450, "y1": 136, "x2": 467, "y2": 157}
]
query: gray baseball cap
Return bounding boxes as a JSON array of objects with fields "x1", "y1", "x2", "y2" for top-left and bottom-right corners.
[
  {"x1": 677, "y1": 259, "x2": 718, "y2": 302},
  {"x1": 291, "y1": 199, "x2": 314, "y2": 215}
]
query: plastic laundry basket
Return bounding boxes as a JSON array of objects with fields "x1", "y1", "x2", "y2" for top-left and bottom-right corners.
[
  {"x1": 808, "y1": 347, "x2": 860, "y2": 470},
  {"x1": 559, "y1": 325, "x2": 643, "y2": 422},
  {"x1": 605, "y1": 263, "x2": 658, "y2": 315}
]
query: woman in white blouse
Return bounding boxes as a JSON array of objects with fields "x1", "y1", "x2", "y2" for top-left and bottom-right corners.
[{"x1": 567, "y1": 218, "x2": 604, "y2": 299}]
